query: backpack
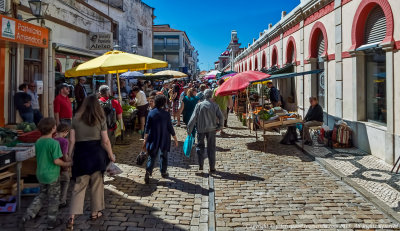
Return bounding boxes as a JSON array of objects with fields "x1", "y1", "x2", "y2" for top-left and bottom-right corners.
[{"x1": 99, "y1": 99, "x2": 117, "y2": 129}]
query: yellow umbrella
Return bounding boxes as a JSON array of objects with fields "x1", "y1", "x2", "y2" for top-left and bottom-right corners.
[
  {"x1": 65, "y1": 50, "x2": 168, "y2": 103},
  {"x1": 154, "y1": 70, "x2": 187, "y2": 78},
  {"x1": 65, "y1": 50, "x2": 167, "y2": 77},
  {"x1": 144, "y1": 73, "x2": 154, "y2": 76}
]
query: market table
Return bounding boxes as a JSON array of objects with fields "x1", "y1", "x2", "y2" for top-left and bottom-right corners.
[{"x1": 259, "y1": 117, "x2": 303, "y2": 153}]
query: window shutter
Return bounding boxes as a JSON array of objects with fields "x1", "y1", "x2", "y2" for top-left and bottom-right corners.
[
  {"x1": 317, "y1": 33, "x2": 325, "y2": 57},
  {"x1": 364, "y1": 6, "x2": 386, "y2": 45},
  {"x1": 0, "y1": 0, "x2": 5, "y2": 12}
]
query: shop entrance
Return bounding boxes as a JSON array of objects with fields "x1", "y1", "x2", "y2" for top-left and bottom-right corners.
[{"x1": 24, "y1": 46, "x2": 43, "y2": 84}]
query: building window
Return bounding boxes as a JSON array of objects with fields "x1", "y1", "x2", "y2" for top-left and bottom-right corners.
[
  {"x1": 363, "y1": 6, "x2": 387, "y2": 124},
  {"x1": 137, "y1": 29, "x2": 143, "y2": 48},
  {"x1": 365, "y1": 49, "x2": 386, "y2": 124},
  {"x1": 316, "y1": 33, "x2": 325, "y2": 109},
  {"x1": 113, "y1": 23, "x2": 119, "y2": 42}
]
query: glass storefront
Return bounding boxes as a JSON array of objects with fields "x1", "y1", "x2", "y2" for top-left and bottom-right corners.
[
  {"x1": 317, "y1": 60, "x2": 325, "y2": 109},
  {"x1": 365, "y1": 48, "x2": 386, "y2": 124}
]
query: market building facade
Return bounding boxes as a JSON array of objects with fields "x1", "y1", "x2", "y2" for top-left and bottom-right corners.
[{"x1": 230, "y1": 0, "x2": 400, "y2": 164}]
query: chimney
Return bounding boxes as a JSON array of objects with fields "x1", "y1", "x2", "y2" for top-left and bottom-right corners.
[
  {"x1": 281, "y1": 11, "x2": 287, "y2": 19},
  {"x1": 253, "y1": 38, "x2": 256, "y2": 43},
  {"x1": 259, "y1": 32, "x2": 263, "y2": 37},
  {"x1": 268, "y1": 23, "x2": 272, "y2": 29},
  {"x1": 248, "y1": 43, "x2": 251, "y2": 47}
]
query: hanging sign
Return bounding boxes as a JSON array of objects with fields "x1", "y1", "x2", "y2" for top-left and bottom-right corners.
[
  {"x1": 0, "y1": 15, "x2": 48, "y2": 48},
  {"x1": 88, "y1": 32, "x2": 113, "y2": 50}
]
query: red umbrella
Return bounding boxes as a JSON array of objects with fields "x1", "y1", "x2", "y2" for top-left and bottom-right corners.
[{"x1": 215, "y1": 71, "x2": 270, "y2": 96}]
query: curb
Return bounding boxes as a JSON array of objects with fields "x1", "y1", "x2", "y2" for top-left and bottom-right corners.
[
  {"x1": 295, "y1": 143, "x2": 400, "y2": 225},
  {"x1": 208, "y1": 175, "x2": 216, "y2": 231}
]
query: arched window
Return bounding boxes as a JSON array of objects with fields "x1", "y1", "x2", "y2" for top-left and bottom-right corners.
[
  {"x1": 254, "y1": 57, "x2": 258, "y2": 71},
  {"x1": 271, "y1": 46, "x2": 278, "y2": 67},
  {"x1": 309, "y1": 22, "x2": 328, "y2": 109},
  {"x1": 350, "y1": 0, "x2": 393, "y2": 50},
  {"x1": 364, "y1": 6, "x2": 386, "y2": 45},
  {"x1": 286, "y1": 37, "x2": 296, "y2": 64},
  {"x1": 261, "y1": 52, "x2": 266, "y2": 69}
]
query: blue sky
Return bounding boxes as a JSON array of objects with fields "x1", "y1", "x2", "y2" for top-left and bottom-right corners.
[{"x1": 144, "y1": 0, "x2": 299, "y2": 71}]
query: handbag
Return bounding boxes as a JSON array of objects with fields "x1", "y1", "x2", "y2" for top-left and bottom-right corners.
[
  {"x1": 183, "y1": 135, "x2": 194, "y2": 157},
  {"x1": 136, "y1": 151, "x2": 148, "y2": 166}
]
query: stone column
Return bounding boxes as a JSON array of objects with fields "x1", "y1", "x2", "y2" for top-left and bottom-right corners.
[
  {"x1": 349, "y1": 50, "x2": 365, "y2": 122},
  {"x1": 382, "y1": 43, "x2": 394, "y2": 164},
  {"x1": 299, "y1": 20, "x2": 305, "y2": 117}
]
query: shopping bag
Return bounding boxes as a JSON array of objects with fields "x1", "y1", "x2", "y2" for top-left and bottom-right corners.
[
  {"x1": 106, "y1": 162, "x2": 123, "y2": 177},
  {"x1": 115, "y1": 120, "x2": 122, "y2": 137},
  {"x1": 183, "y1": 135, "x2": 194, "y2": 157},
  {"x1": 136, "y1": 151, "x2": 148, "y2": 166}
]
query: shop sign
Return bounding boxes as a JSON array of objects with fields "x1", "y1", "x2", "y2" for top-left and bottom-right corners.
[
  {"x1": 0, "y1": 15, "x2": 48, "y2": 48},
  {"x1": 89, "y1": 32, "x2": 113, "y2": 50}
]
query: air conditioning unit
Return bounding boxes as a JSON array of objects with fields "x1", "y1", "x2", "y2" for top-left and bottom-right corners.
[{"x1": 0, "y1": 0, "x2": 5, "y2": 13}]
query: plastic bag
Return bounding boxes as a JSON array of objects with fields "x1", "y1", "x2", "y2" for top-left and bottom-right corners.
[
  {"x1": 106, "y1": 162, "x2": 123, "y2": 177},
  {"x1": 183, "y1": 135, "x2": 194, "y2": 157}
]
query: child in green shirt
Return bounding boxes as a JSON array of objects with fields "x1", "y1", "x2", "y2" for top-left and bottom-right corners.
[{"x1": 22, "y1": 118, "x2": 72, "y2": 230}]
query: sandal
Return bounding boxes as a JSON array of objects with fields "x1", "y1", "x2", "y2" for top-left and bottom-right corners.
[
  {"x1": 90, "y1": 211, "x2": 103, "y2": 221},
  {"x1": 66, "y1": 218, "x2": 74, "y2": 231}
]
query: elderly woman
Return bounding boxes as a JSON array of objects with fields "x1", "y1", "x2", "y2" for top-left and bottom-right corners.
[
  {"x1": 143, "y1": 94, "x2": 178, "y2": 184},
  {"x1": 66, "y1": 95, "x2": 115, "y2": 230}
]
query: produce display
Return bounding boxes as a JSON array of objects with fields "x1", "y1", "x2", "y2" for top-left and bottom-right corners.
[
  {"x1": 16, "y1": 122, "x2": 36, "y2": 133},
  {"x1": 256, "y1": 110, "x2": 275, "y2": 121},
  {"x1": 0, "y1": 127, "x2": 18, "y2": 145},
  {"x1": 122, "y1": 104, "x2": 136, "y2": 117}
]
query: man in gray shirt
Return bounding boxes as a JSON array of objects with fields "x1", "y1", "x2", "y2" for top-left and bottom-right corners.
[{"x1": 187, "y1": 89, "x2": 224, "y2": 172}]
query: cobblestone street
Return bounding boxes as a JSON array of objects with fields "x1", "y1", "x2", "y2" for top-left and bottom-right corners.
[{"x1": 1, "y1": 114, "x2": 400, "y2": 230}]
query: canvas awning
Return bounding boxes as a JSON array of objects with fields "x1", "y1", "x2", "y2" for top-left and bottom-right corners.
[{"x1": 251, "y1": 69, "x2": 324, "y2": 84}]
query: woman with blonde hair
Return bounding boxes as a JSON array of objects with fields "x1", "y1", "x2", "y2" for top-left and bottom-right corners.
[{"x1": 66, "y1": 94, "x2": 115, "y2": 230}]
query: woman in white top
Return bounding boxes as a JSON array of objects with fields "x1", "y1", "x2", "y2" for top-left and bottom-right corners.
[{"x1": 132, "y1": 86, "x2": 149, "y2": 137}]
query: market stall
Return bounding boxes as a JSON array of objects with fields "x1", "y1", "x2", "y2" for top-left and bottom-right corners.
[
  {"x1": 0, "y1": 123, "x2": 42, "y2": 212},
  {"x1": 248, "y1": 69, "x2": 324, "y2": 152}
]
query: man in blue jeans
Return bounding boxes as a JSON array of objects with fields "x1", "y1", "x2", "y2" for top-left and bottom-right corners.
[{"x1": 187, "y1": 89, "x2": 224, "y2": 172}]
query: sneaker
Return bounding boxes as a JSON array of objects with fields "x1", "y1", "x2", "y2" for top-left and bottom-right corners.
[
  {"x1": 161, "y1": 172, "x2": 169, "y2": 178},
  {"x1": 144, "y1": 172, "x2": 150, "y2": 184},
  {"x1": 209, "y1": 169, "x2": 216, "y2": 173},
  {"x1": 47, "y1": 218, "x2": 63, "y2": 230}
]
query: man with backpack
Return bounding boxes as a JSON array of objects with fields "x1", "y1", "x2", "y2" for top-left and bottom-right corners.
[{"x1": 99, "y1": 85, "x2": 123, "y2": 145}]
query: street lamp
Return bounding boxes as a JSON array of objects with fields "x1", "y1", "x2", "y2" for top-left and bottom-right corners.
[
  {"x1": 113, "y1": 44, "x2": 120, "y2": 50},
  {"x1": 131, "y1": 45, "x2": 137, "y2": 54},
  {"x1": 28, "y1": 0, "x2": 49, "y2": 18}
]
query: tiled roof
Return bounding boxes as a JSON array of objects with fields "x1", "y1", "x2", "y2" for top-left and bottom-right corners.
[{"x1": 153, "y1": 25, "x2": 183, "y2": 32}]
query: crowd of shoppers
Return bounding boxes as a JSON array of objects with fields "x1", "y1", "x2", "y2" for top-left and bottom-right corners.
[{"x1": 20, "y1": 76, "x2": 234, "y2": 229}]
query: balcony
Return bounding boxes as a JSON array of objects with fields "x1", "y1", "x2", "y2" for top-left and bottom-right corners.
[{"x1": 153, "y1": 43, "x2": 180, "y2": 51}]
